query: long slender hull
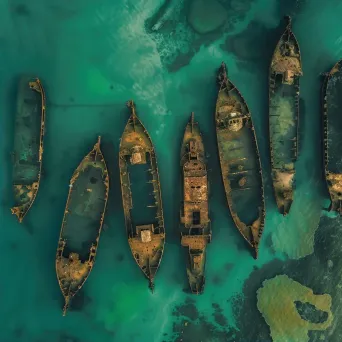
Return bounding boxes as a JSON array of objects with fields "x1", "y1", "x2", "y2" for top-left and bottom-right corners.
[
  {"x1": 322, "y1": 59, "x2": 342, "y2": 213},
  {"x1": 11, "y1": 77, "x2": 46, "y2": 222},
  {"x1": 180, "y1": 113, "x2": 211, "y2": 294},
  {"x1": 215, "y1": 62, "x2": 265, "y2": 257},
  {"x1": 269, "y1": 16, "x2": 302, "y2": 215},
  {"x1": 119, "y1": 100, "x2": 165, "y2": 291},
  {"x1": 56, "y1": 137, "x2": 109, "y2": 315}
]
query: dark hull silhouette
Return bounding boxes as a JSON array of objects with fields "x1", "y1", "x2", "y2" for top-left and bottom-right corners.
[
  {"x1": 11, "y1": 77, "x2": 46, "y2": 222},
  {"x1": 180, "y1": 113, "x2": 211, "y2": 294},
  {"x1": 215, "y1": 62, "x2": 265, "y2": 258},
  {"x1": 119, "y1": 100, "x2": 165, "y2": 291},
  {"x1": 322, "y1": 59, "x2": 342, "y2": 214},
  {"x1": 269, "y1": 16, "x2": 302, "y2": 215},
  {"x1": 56, "y1": 137, "x2": 109, "y2": 315}
]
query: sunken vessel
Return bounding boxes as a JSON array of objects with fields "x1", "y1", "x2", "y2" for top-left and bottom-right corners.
[
  {"x1": 56, "y1": 137, "x2": 109, "y2": 315},
  {"x1": 269, "y1": 16, "x2": 302, "y2": 215},
  {"x1": 119, "y1": 100, "x2": 165, "y2": 291},
  {"x1": 11, "y1": 77, "x2": 46, "y2": 222},
  {"x1": 322, "y1": 59, "x2": 342, "y2": 214},
  {"x1": 180, "y1": 113, "x2": 211, "y2": 294},
  {"x1": 215, "y1": 62, "x2": 265, "y2": 257}
]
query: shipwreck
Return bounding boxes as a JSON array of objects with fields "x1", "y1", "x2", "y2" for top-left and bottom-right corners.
[
  {"x1": 322, "y1": 58, "x2": 342, "y2": 214},
  {"x1": 56, "y1": 136, "x2": 109, "y2": 315},
  {"x1": 215, "y1": 62, "x2": 265, "y2": 258},
  {"x1": 180, "y1": 113, "x2": 211, "y2": 294},
  {"x1": 269, "y1": 16, "x2": 302, "y2": 215},
  {"x1": 11, "y1": 77, "x2": 46, "y2": 222},
  {"x1": 119, "y1": 100, "x2": 165, "y2": 291}
]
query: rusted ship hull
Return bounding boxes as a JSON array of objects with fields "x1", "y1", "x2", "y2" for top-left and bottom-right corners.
[
  {"x1": 180, "y1": 113, "x2": 211, "y2": 294},
  {"x1": 11, "y1": 77, "x2": 46, "y2": 222},
  {"x1": 322, "y1": 59, "x2": 342, "y2": 213},
  {"x1": 56, "y1": 137, "x2": 109, "y2": 315},
  {"x1": 269, "y1": 16, "x2": 302, "y2": 215},
  {"x1": 215, "y1": 62, "x2": 265, "y2": 257},
  {"x1": 119, "y1": 100, "x2": 165, "y2": 291}
]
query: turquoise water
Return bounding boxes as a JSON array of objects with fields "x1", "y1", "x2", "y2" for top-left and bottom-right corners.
[{"x1": 1, "y1": 0, "x2": 342, "y2": 341}]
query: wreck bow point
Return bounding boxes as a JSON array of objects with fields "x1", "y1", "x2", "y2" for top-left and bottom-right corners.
[
  {"x1": 11, "y1": 77, "x2": 46, "y2": 223},
  {"x1": 180, "y1": 113, "x2": 211, "y2": 294},
  {"x1": 119, "y1": 100, "x2": 165, "y2": 291},
  {"x1": 56, "y1": 136, "x2": 109, "y2": 315},
  {"x1": 269, "y1": 16, "x2": 302, "y2": 215},
  {"x1": 215, "y1": 62, "x2": 265, "y2": 257},
  {"x1": 322, "y1": 58, "x2": 342, "y2": 214}
]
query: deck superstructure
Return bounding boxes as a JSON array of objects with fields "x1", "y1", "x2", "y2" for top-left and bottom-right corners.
[{"x1": 180, "y1": 113, "x2": 211, "y2": 294}]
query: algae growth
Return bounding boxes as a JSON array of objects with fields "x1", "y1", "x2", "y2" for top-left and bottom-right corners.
[{"x1": 257, "y1": 275, "x2": 333, "y2": 342}]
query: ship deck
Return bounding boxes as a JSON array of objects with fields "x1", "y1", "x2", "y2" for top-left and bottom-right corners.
[
  {"x1": 61, "y1": 163, "x2": 107, "y2": 261},
  {"x1": 270, "y1": 75, "x2": 298, "y2": 170},
  {"x1": 13, "y1": 77, "x2": 42, "y2": 185},
  {"x1": 326, "y1": 68, "x2": 342, "y2": 173}
]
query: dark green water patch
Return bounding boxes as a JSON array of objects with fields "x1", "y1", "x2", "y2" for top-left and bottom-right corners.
[
  {"x1": 294, "y1": 301, "x2": 329, "y2": 324},
  {"x1": 212, "y1": 303, "x2": 228, "y2": 326},
  {"x1": 145, "y1": 0, "x2": 255, "y2": 72}
]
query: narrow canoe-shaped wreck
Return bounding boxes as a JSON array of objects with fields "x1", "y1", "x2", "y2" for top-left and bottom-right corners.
[
  {"x1": 56, "y1": 137, "x2": 109, "y2": 315},
  {"x1": 215, "y1": 62, "x2": 265, "y2": 257},
  {"x1": 269, "y1": 16, "x2": 302, "y2": 215},
  {"x1": 11, "y1": 77, "x2": 46, "y2": 222},
  {"x1": 119, "y1": 100, "x2": 165, "y2": 291},
  {"x1": 180, "y1": 113, "x2": 211, "y2": 294},
  {"x1": 322, "y1": 59, "x2": 342, "y2": 214}
]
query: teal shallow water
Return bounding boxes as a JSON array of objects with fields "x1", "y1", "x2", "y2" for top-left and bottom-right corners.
[{"x1": 1, "y1": 0, "x2": 342, "y2": 341}]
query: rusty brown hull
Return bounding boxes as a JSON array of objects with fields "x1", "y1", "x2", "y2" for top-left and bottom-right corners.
[
  {"x1": 215, "y1": 62, "x2": 265, "y2": 257},
  {"x1": 269, "y1": 16, "x2": 302, "y2": 215},
  {"x1": 55, "y1": 137, "x2": 109, "y2": 315},
  {"x1": 322, "y1": 59, "x2": 342, "y2": 213},
  {"x1": 180, "y1": 113, "x2": 211, "y2": 294},
  {"x1": 11, "y1": 77, "x2": 46, "y2": 222},
  {"x1": 119, "y1": 100, "x2": 165, "y2": 291}
]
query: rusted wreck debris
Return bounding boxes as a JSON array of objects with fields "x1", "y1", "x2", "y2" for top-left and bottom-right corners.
[
  {"x1": 269, "y1": 16, "x2": 302, "y2": 215},
  {"x1": 180, "y1": 113, "x2": 211, "y2": 294},
  {"x1": 56, "y1": 137, "x2": 109, "y2": 316},
  {"x1": 11, "y1": 77, "x2": 46, "y2": 223},
  {"x1": 215, "y1": 62, "x2": 265, "y2": 258},
  {"x1": 119, "y1": 100, "x2": 165, "y2": 291},
  {"x1": 322, "y1": 58, "x2": 342, "y2": 214}
]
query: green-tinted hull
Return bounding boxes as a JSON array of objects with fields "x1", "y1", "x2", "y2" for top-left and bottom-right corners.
[
  {"x1": 56, "y1": 137, "x2": 109, "y2": 315},
  {"x1": 269, "y1": 17, "x2": 302, "y2": 215},
  {"x1": 11, "y1": 77, "x2": 46, "y2": 222},
  {"x1": 322, "y1": 59, "x2": 342, "y2": 213},
  {"x1": 216, "y1": 63, "x2": 265, "y2": 257}
]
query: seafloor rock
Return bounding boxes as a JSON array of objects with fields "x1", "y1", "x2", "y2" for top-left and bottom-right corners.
[
  {"x1": 188, "y1": 0, "x2": 228, "y2": 34},
  {"x1": 257, "y1": 275, "x2": 333, "y2": 342}
]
